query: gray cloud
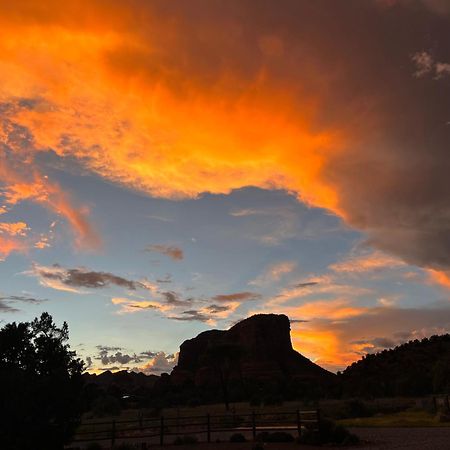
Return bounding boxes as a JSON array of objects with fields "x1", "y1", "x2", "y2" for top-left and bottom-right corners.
[
  {"x1": 169, "y1": 309, "x2": 210, "y2": 322},
  {"x1": 206, "y1": 304, "x2": 230, "y2": 314},
  {"x1": 212, "y1": 291, "x2": 261, "y2": 302},
  {"x1": 146, "y1": 244, "x2": 184, "y2": 261},
  {"x1": 292, "y1": 282, "x2": 319, "y2": 289},
  {"x1": 32, "y1": 264, "x2": 143, "y2": 290},
  {"x1": 161, "y1": 291, "x2": 191, "y2": 306},
  {"x1": 0, "y1": 293, "x2": 46, "y2": 313}
]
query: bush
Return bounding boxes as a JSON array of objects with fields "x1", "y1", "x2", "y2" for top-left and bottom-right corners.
[
  {"x1": 92, "y1": 395, "x2": 121, "y2": 417},
  {"x1": 113, "y1": 444, "x2": 136, "y2": 450},
  {"x1": 230, "y1": 433, "x2": 246, "y2": 442},
  {"x1": 187, "y1": 397, "x2": 201, "y2": 407},
  {"x1": 299, "y1": 418, "x2": 360, "y2": 446},
  {"x1": 264, "y1": 395, "x2": 283, "y2": 406},
  {"x1": 173, "y1": 435, "x2": 199, "y2": 445},
  {"x1": 256, "y1": 431, "x2": 294, "y2": 442},
  {"x1": 249, "y1": 396, "x2": 262, "y2": 407},
  {"x1": 345, "y1": 400, "x2": 373, "y2": 418},
  {"x1": 86, "y1": 444, "x2": 103, "y2": 450}
]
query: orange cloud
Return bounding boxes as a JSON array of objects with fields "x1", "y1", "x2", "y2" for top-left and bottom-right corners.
[
  {"x1": 0, "y1": 235, "x2": 26, "y2": 261},
  {"x1": 0, "y1": 221, "x2": 29, "y2": 236},
  {"x1": 427, "y1": 269, "x2": 450, "y2": 289},
  {"x1": 0, "y1": 1, "x2": 342, "y2": 215},
  {"x1": 329, "y1": 251, "x2": 405, "y2": 274},
  {"x1": 295, "y1": 299, "x2": 367, "y2": 321},
  {"x1": 0, "y1": 1, "x2": 447, "y2": 273}
]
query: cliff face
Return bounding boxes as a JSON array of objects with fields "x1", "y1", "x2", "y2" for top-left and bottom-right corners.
[{"x1": 171, "y1": 313, "x2": 332, "y2": 386}]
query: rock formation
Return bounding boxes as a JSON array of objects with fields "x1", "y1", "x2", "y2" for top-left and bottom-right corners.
[{"x1": 170, "y1": 313, "x2": 332, "y2": 386}]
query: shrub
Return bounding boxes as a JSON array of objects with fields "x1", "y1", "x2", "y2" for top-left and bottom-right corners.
[
  {"x1": 299, "y1": 418, "x2": 360, "y2": 446},
  {"x1": 230, "y1": 433, "x2": 246, "y2": 442},
  {"x1": 173, "y1": 435, "x2": 198, "y2": 445},
  {"x1": 256, "y1": 431, "x2": 293, "y2": 442},
  {"x1": 255, "y1": 431, "x2": 269, "y2": 442},
  {"x1": 113, "y1": 444, "x2": 136, "y2": 450},
  {"x1": 92, "y1": 395, "x2": 121, "y2": 417},
  {"x1": 86, "y1": 443, "x2": 103, "y2": 450},
  {"x1": 187, "y1": 397, "x2": 201, "y2": 407},
  {"x1": 264, "y1": 395, "x2": 283, "y2": 406},
  {"x1": 266, "y1": 431, "x2": 294, "y2": 442},
  {"x1": 345, "y1": 400, "x2": 373, "y2": 418}
]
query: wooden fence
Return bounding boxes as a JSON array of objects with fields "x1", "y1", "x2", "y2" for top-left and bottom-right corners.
[{"x1": 70, "y1": 409, "x2": 320, "y2": 448}]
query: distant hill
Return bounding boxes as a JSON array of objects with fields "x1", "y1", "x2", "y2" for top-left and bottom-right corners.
[{"x1": 341, "y1": 334, "x2": 450, "y2": 397}]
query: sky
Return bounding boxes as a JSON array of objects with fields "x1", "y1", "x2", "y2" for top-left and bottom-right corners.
[{"x1": 0, "y1": 0, "x2": 450, "y2": 374}]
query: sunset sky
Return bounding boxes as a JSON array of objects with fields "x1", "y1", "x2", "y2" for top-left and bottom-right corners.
[{"x1": 1, "y1": 0, "x2": 450, "y2": 374}]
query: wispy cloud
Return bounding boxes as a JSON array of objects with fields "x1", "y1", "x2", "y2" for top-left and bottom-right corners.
[
  {"x1": 212, "y1": 291, "x2": 262, "y2": 302},
  {"x1": 146, "y1": 244, "x2": 184, "y2": 261},
  {"x1": 0, "y1": 293, "x2": 46, "y2": 312},
  {"x1": 249, "y1": 261, "x2": 297, "y2": 286},
  {"x1": 329, "y1": 250, "x2": 405, "y2": 274}
]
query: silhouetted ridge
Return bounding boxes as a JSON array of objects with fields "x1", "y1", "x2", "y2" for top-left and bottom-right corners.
[{"x1": 341, "y1": 334, "x2": 450, "y2": 397}]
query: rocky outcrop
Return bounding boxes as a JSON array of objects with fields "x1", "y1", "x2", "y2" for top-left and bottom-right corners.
[{"x1": 170, "y1": 313, "x2": 332, "y2": 386}]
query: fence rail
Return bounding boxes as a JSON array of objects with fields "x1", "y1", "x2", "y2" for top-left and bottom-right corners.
[{"x1": 70, "y1": 409, "x2": 320, "y2": 447}]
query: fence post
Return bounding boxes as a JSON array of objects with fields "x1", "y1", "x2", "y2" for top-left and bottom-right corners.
[
  {"x1": 160, "y1": 415, "x2": 164, "y2": 446},
  {"x1": 252, "y1": 411, "x2": 256, "y2": 441},
  {"x1": 433, "y1": 396, "x2": 437, "y2": 413},
  {"x1": 296, "y1": 409, "x2": 301, "y2": 438},
  {"x1": 207, "y1": 413, "x2": 211, "y2": 443},
  {"x1": 316, "y1": 409, "x2": 321, "y2": 435},
  {"x1": 111, "y1": 419, "x2": 116, "y2": 448},
  {"x1": 139, "y1": 412, "x2": 143, "y2": 432},
  {"x1": 446, "y1": 395, "x2": 450, "y2": 411}
]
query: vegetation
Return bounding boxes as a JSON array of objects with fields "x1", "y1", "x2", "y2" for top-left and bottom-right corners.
[
  {"x1": 0, "y1": 312, "x2": 84, "y2": 449},
  {"x1": 299, "y1": 418, "x2": 359, "y2": 446},
  {"x1": 341, "y1": 334, "x2": 450, "y2": 397},
  {"x1": 173, "y1": 435, "x2": 199, "y2": 445},
  {"x1": 338, "y1": 409, "x2": 450, "y2": 428}
]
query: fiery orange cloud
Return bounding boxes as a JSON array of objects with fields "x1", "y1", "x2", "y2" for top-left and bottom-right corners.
[
  {"x1": 0, "y1": 0, "x2": 447, "y2": 273},
  {"x1": 291, "y1": 327, "x2": 353, "y2": 371},
  {"x1": 0, "y1": 0, "x2": 343, "y2": 224},
  {"x1": 427, "y1": 269, "x2": 450, "y2": 289}
]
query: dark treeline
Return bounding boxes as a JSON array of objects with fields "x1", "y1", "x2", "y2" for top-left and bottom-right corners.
[{"x1": 339, "y1": 334, "x2": 450, "y2": 398}]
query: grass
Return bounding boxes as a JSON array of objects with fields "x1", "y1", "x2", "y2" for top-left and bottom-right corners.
[{"x1": 337, "y1": 410, "x2": 450, "y2": 428}]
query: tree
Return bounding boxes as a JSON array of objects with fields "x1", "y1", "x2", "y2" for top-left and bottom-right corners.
[
  {"x1": 0, "y1": 312, "x2": 84, "y2": 449},
  {"x1": 204, "y1": 343, "x2": 242, "y2": 410}
]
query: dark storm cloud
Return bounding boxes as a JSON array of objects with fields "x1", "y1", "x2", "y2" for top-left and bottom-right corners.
[
  {"x1": 212, "y1": 292, "x2": 261, "y2": 302},
  {"x1": 146, "y1": 244, "x2": 184, "y2": 261}
]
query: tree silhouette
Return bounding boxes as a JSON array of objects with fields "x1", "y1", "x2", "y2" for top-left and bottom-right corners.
[
  {"x1": 0, "y1": 312, "x2": 84, "y2": 449},
  {"x1": 204, "y1": 342, "x2": 242, "y2": 410}
]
